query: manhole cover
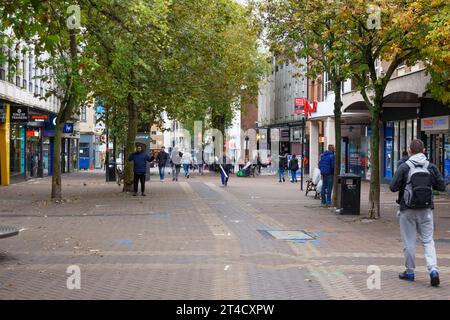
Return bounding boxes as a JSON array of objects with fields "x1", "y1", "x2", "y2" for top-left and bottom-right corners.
[{"x1": 258, "y1": 229, "x2": 315, "y2": 241}]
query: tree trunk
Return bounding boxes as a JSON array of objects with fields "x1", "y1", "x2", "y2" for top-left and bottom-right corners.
[
  {"x1": 51, "y1": 30, "x2": 78, "y2": 201},
  {"x1": 332, "y1": 87, "x2": 343, "y2": 207},
  {"x1": 123, "y1": 93, "x2": 137, "y2": 192},
  {"x1": 368, "y1": 100, "x2": 382, "y2": 219},
  {"x1": 51, "y1": 119, "x2": 64, "y2": 200}
]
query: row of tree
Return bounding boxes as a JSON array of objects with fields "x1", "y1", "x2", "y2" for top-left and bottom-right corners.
[
  {"x1": 259, "y1": 0, "x2": 449, "y2": 219},
  {"x1": 0, "y1": 0, "x2": 267, "y2": 198}
]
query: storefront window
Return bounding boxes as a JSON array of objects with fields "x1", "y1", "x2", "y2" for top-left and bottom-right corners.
[
  {"x1": 26, "y1": 127, "x2": 41, "y2": 178},
  {"x1": 43, "y1": 137, "x2": 50, "y2": 176},
  {"x1": 348, "y1": 127, "x2": 370, "y2": 180},
  {"x1": 10, "y1": 125, "x2": 25, "y2": 177},
  {"x1": 413, "y1": 120, "x2": 418, "y2": 140},
  {"x1": 394, "y1": 122, "x2": 399, "y2": 170},
  {"x1": 71, "y1": 139, "x2": 79, "y2": 172},
  {"x1": 407, "y1": 120, "x2": 413, "y2": 148},
  {"x1": 400, "y1": 121, "x2": 406, "y2": 155}
]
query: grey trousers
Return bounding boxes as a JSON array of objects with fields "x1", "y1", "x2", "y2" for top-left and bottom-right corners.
[{"x1": 399, "y1": 208, "x2": 438, "y2": 274}]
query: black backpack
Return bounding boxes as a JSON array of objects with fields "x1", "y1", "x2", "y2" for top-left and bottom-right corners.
[{"x1": 403, "y1": 160, "x2": 433, "y2": 209}]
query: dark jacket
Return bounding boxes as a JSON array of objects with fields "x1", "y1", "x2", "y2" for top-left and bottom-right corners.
[
  {"x1": 156, "y1": 151, "x2": 169, "y2": 167},
  {"x1": 319, "y1": 151, "x2": 335, "y2": 176},
  {"x1": 279, "y1": 154, "x2": 288, "y2": 169},
  {"x1": 289, "y1": 158, "x2": 299, "y2": 171},
  {"x1": 128, "y1": 151, "x2": 154, "y2": 175},
  {"x1": 390, "y1": 153, "x2": 446, "y2": 211}
]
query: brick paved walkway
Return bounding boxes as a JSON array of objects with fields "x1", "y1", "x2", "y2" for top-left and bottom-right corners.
[{"x1": 0, "y1": 170, "x2": 449, "y2": 300}]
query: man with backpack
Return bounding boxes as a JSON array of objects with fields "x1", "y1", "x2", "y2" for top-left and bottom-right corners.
[
  {"x1": 319, "y1": 145, "x2": 335, "y2": 207},
  {"x1": 390, "y1": 139, "x2": 446, "y2": 287}
]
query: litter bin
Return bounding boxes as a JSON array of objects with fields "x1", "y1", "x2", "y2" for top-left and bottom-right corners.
[
  {"x1": 107, "y1": 161, "x2": 117, "y2": 182},
  {"x1": 336, "y1": 174, "x2": 361, "y2": 215}
]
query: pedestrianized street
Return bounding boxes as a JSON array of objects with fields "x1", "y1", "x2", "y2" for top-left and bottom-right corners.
[{"x1": 1, "y1": 170, "x2": 450, "y2": 300}]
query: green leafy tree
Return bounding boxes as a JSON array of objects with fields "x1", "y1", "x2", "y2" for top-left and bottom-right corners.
[
  {"x1": 263, "y1": 0, "x2": 353, "y2": 207},
  {"x1": 1, "y1": 0, "x2": 89, "y2": 200},
  {"x1": 337, "y1": 0, "x2": 447, "y2": 219}
]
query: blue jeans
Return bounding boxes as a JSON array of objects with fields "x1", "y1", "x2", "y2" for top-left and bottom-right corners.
[
  {"x1": 278, "y1": 168, "x2": 285, "y2": 181},
  {"x1": 291, "y1": 170, "x2": 297, "y2": 182},
  {"x1": 183, "y1": 164, "x2": 190, "y2": 177},
  {"x1": 321, "y1": 175, "x2": 334, "y2": 205},
  {"x1": 220, "y1": 169, "x2": 230, "y2": 186},
  {"x1": 158, "y1": 166, "x2": 166, "y2": 180}
]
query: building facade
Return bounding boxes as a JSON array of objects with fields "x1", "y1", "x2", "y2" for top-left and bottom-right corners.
[
  {"x1": 0, "y1": 40, "x2": 79, "y2": 186},
  {"x1": 258, "y1": 55, "x2": 449, "y2": 192},
  {"x1": 79, "y1": 101, "x2": 105, "y2": 170}
]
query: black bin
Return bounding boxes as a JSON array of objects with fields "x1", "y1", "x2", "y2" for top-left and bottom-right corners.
[
  {"x1": 336, "y1": 174, "x2": 361, "y2": 215},
  {"x1": 107, "y1": 161, "x2": 117, "y2": 182}
]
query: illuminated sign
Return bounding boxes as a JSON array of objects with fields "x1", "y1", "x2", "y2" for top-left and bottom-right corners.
[
  {"x1": 30, "y1": 115, "x2": 49, "y2": 122},
  {"x1": 421, "y1": 116, "x2": 449, "y2": 132}
]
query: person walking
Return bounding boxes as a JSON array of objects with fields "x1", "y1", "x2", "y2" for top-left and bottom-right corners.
[
  {"x1": 128, "y1": 145, "x2": 154, "y2": 196},
  {"x1": 156, "y1": 146, "x2": 169, "y2": 181},
  {"x1": 289, "y1": 154, "x2": 299, "y2": 183},
  {"x1": 390, "y1": 139, "x2": 446, "y2": 287},
  {"x1": 181, "y1": 150, "x2": 192, "y2": 178},
  {"x1": 171, "y1": 148, "x2": 182, "y2": 182},
  {"x1": 319, "y1": 145, "x2": 335, "y2": 207},
  {"x1": 220, "y1": 155, "x2": 232, "y2": 187},
  {"x1": 278, "y1": 152, "x2": 288, "y2": 183}
]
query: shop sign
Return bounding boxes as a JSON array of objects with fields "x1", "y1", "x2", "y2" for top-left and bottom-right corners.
[
  {"x1": 280, "y1": 129, "x2": 290, "y2": 142},
  {"x1": 26, "y1": 128, "x2": 41, "y2": 138},
  {"x1": 421, "y1": 116, "x2": 450, "y2": 132},
  {"x1": 63, "y1": 123, "x2": 74, "y2": 134},
  {"x1": 10, "y1": 106, "x2": 28, "y2": 122},
  {"x1": 294, "y1": 98, "x2": 306, "y2": 115},
  {"x1": 30, "y1": 114, "x2": 49, "y2": 122}
]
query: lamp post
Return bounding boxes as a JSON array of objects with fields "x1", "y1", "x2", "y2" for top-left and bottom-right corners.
[
  {"x1": 245, "y1": 136, "x2": 250, "y2": 163},
  {"x1": 300, "y1": 113, "x2": 307, "y2": 191}
]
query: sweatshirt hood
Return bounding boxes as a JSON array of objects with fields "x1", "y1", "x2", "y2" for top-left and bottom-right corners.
[{"x1": 409, "y1": 153, "x2": 427, "y2": 166}]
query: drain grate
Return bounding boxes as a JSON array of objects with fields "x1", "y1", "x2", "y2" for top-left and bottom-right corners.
[{"x1": 258, "y1": 229, "x2": 315, "y2": 241}]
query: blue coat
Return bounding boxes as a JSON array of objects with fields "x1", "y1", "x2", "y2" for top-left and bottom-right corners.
[
  {"x1": 319, "y1": 151, "x2": 335, "y2": 176},
  {"x1": 128, "y1": 152, "x2": 154, "y2": 175}
]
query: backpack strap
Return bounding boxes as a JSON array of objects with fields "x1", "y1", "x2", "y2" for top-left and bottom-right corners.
[{"x1": 405, "y1": 160, "x2": 415, "y2": 184}]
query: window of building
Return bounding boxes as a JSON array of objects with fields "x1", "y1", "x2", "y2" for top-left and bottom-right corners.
[
  {"x1": 324, "y1": 72, "x2": 331, "y2": 97},
  {"x1": 0, "y1": 62, "x2": 5, "y2": 81},
  {"x1": 81, "y1": 106, "x2": 87, "y2": 122}
]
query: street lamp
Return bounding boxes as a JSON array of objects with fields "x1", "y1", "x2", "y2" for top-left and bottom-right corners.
[
  {"x1": 300, "y1": 112, "x2": 308, "y2": 191},
  {"x1": 245, "y1": 136, "x2": 250, "y2": 162}
]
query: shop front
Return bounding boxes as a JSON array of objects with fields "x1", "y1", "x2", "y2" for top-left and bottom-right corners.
[
  {"x1": 61, "y1": 122, "x2": 80, "y2": 174},
  {"x1": 342, "y1": 124, "x2": 371, "y2": 180},
  {"x1": 383, "y1": 119, "x2": 419, "y2": 182},
  {"x1": 421, "y1": 115, "x2": 450, "y2": 190},
  {"x1": 9, "y1": 105, "x2": 29, "y2": 182}
]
